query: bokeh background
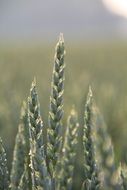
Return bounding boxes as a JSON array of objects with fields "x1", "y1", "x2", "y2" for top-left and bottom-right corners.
[{"x1": 0, "y1": 0, "x2": 127, "y2": 170}]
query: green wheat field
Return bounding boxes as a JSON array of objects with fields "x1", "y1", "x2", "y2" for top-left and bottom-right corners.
[{"x1": 0, "y1": 36, "x2": 127, "y2": 189}]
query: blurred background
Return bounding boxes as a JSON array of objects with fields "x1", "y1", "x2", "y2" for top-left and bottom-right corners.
[{"x1": 0, "y1": 0, "x2": 127, "y2": 170}]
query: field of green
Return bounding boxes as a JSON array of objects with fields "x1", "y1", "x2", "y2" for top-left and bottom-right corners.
[{"x1": 0, "y1": 41, "x2": 127, "y2": 169}]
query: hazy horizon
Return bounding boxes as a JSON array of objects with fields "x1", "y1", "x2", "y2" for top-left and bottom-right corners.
[{"x1": 0, "y1": 0, "x2": 127, "y2": 43}]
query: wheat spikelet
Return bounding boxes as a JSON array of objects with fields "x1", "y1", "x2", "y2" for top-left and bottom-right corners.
[
  {"x1": 92, "y1": 105, "x2": 120, "y2": 189},
  {"x1": 82, "y1": 87, "x2": 100, "y2": 190},
  {"x1": 56, "y1": 107, "x2": 79, "y2": 190},
  {"x1": 120, "y1": 164, "x2": 127, "y2": 190},
  {"x1": 10, "y1": 102, "x2": 28, "y2": 190},
  {"x1": 28, "y1": 79, "x2": 51, "y2": 190},
  {"x1": 47, "y1": 33, "x2": 65, "y2": 177},
  {"x1": 21, "y1": 102, "x2": 32, "y2": 189}
]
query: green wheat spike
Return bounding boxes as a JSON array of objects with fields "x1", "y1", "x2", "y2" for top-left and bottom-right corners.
[
  {"x1": 15, "y1": 101, "x2": 32, "y2": 190},
  {"x1": 47, "y1": 33, "x2": 65, "y2": 177},
  {"x1": 121, "y1": 164, "x2": 127, "y2": 190},
  {"x1": 56, "y1": 107, "x2": 79, "y2": 190},
  {"x1": 92, "y1": 106, "x2": 121, "y2": 189},
  {"x1": 10, "y1": 103, "x2": 28, "y2": 190},
  {"x1": 28, "y1": 79, "x2": 51, "y2": 190},
  {"x1": 21, "y1": 101, "x2": 32, "y2": 190},
  {"x1": 82, "y1": 87, "x2": 100, "y2": 190},
  {"x1": 0, "y1": 138, "x2": 9, "y2": 190}
]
